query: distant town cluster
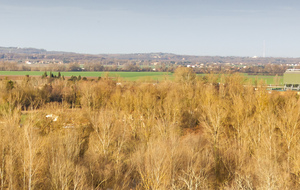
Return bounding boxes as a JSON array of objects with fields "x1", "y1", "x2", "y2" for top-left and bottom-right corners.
[{"x1": 1, "y1": 46, "x2": 300, "y2": 76}]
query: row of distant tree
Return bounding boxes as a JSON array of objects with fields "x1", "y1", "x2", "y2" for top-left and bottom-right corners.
[{"x1": 0, "y1": 60, "x2": 291, "y2": 75}]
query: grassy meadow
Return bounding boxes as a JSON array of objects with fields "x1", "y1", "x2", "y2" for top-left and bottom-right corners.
[
  {"x1": 0, "y1": 71, "x2": 284, "y2": 85},
  {"x1": 242, "y1": 73, "x2": 283, "y2": 86},
  {"x1": 0, "y1": 71, "x2": 173, "y2": 81}
]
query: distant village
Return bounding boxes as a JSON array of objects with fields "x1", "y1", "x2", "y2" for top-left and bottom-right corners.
[{"x1": 1, "y1": 46, "x2": 299, "y2": 75}]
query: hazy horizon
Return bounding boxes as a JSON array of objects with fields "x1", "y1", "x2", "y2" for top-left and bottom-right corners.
[{"x1": 1, "y1": 0, "x2": 300, "y2": 57}]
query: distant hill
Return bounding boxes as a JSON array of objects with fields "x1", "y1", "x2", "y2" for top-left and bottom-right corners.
[
  {"x1": 0, "y1": 46, "x2": 74, "y2": 55},
  {"x1": 1, "y1": 46, "x2": 300, "y2": 65}
]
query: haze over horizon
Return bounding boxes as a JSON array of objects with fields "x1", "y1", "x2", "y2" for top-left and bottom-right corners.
[{"x1": 1, "y1": 0, "x2": 300, "y2": 57}]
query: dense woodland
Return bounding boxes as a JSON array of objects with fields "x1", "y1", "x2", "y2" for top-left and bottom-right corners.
[{"x1": 1, "y1": 67, "x2": 300, "y2": 189}]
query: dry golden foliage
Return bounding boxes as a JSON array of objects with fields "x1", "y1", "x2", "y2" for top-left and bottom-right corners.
[{"x1": 1, "y1": 75, "x2": 300, "y2": 189}]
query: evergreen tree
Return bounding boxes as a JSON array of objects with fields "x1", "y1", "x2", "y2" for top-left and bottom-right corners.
[
  {"x1": 42, "y1": 71, "x2": 48, "y2": 78},
  {"x1": 6, "y1": 80, "x2": 14, "y2": 91},
  {"x1": 49, "y1": 71, "x2": 54, "y2": 78}
]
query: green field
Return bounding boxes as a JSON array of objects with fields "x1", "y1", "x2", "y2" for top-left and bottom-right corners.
[
  {"x1": 0, "y1": 71, "x2": 284, "y2": 85},
  {"x1": 241, "y1": 73, "x2": 283, "y2": 85},
  {"x1": 0, "y1": 71, "x2": 173, "y2": 81},
  {"x1": 195, "y1": 73, "x2": 283, "y2": 85}
]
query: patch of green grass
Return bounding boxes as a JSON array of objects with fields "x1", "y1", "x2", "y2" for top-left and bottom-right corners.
[
  {"x1": 243, "y1": 73, "x2": 283, "y2": 85},
  {"x1": 0, "y1": 71, "x2": 283, "y2": 85},
  {"x1": 196, "y1": 73, "x2": 283, "y2": 85},
  {"x1": 0, "y1": 71, "x2": 173, "y2": 81},
  {"x1": 0, "y1": 71, "x2": 46, "y2": 76}
]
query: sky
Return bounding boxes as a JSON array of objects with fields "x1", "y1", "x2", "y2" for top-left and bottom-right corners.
[{"x1": 1, "y1": 0, "x2": 300, "y2": 57}]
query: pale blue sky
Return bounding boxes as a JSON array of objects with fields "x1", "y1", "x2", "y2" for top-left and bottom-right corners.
[{"x1": 1, "y1": 0, "x2": 300, "y2": 57}]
